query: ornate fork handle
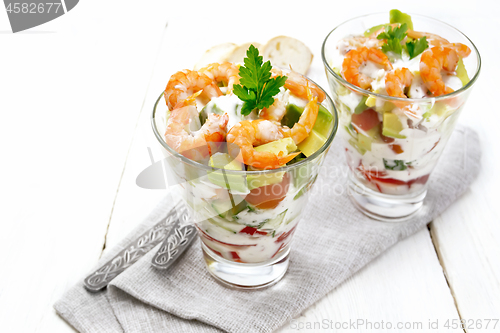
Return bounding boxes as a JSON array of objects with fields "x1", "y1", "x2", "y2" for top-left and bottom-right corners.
[
  {"x1": 83, "y1": 206, "x2": 183, "y2": 292},
  {"x1": 151, "y1": 205, "x2": 196, "y2": 269}
]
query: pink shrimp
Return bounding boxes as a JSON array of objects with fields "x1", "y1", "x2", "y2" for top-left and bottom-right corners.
[
  {"x1": 420, "y1": 46, "x2": 461, "y2": 96},
  {"x1": 226, "y1": 120, "x2": 299, "y2": 169},
  {"x1": 199, "y1": 62, "x2": 240, "y2": 93},
  {"x1": 342, "y1": 47, "x2": 393, "y2": 90},
  {"x1": 164, "y1": 69, "x2": 222, "y2": 110},
  {"x1": 165, "y1": 99, "x2": 228, "y2": 160},
  {"x1": 281, "y1": 87, "x2": 319, "y2": 144}
]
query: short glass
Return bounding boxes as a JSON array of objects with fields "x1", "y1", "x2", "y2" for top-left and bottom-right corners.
[
  {"x1": 322, "y1": 13, "x2": 480, "y2": 221},
  {"x1": 152, "y1": 80, "x2": 338, "y2": 289}
]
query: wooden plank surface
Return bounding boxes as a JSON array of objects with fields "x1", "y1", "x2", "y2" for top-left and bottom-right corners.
[
  {"x1": 0, "y1": 1, "x2": 169, "y2": 332},
  {"x1": 1, "y1": 0, "x2": 498, "y2": 332}
]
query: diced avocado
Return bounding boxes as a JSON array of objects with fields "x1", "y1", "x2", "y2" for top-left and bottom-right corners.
[
  {"x1": 389, "y1": 9, "x2": 413, "y2": 30},
  {"x1": 200, "y1": 103, "x2": 224, "y2": 125},
  {"x1": 456, "y1": 58, "x2": 470, "y2": 86},
  {"x1": 281, "y1": 104, "x2": 333, "y2": 138},
  {"x1": 207, "y1": 215, "x2": 244, "y2": 233},
  {"x1": 430, "y1": 102, "x2": 448, "y2": 117},
  {"x1": 298, "y1": 130, "x2": 327, "y2": 157},
  {"x1": 246, "y1": 138, "x2": 296, "y2": 190},
  {"x1": 211, "y1": 198, "x2": 247, "y2": 219},
  {"x1": 382, "y1": 113, "x2": 406, "y2": 139},
  {"x1": 208, "y1": 153, "x2": 247, "y2": 192},
  {"x1": 254, "y1": 137, "x2": 297, "y2": 155},
  {"x1": 364, "y1": 24, "x2": 387, "y2": 37},
  {"x1": 316, "y1": 105, "x2": 334, "y2": 137},
  {"x1": 262, "y1": 210, "x2": 288, "y2": 231},
  {"x1": 281, "y1": 104, "x2": 302, "y2": 129},
  {"x1": 365, "y1": 96, "x2": 376, "y2": 108},
  {"x1": 357, "y1": 133, "x2": 372, "y2": 152},
  {"x1": 349, "y1": 138, "x2": 366, "y2": 155},
  {"x1": 355, "y1": 96, "x2": 369, "y2": 114}
]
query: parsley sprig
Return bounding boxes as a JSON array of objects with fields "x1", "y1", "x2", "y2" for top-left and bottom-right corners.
[
  {"x1": 376, "y1": 23, "x2": 428, "y2": 59},
  {"x1": 233, "y1": 45, "x2": 287, "y2": 116},
  {"x1": 377, "y1": 23, "x2": 408, "y2": 55},
  {"x1": 406, "y1": 36, "x2": 428, "y2": 59}
]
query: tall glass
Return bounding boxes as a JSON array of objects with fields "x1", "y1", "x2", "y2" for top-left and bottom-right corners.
[
  {"x1": 151, "y1": 80, "x2": 338, "y2": 289},
  {"x1": 322, "y1": 13, "x2": 480, "y2": 221}
]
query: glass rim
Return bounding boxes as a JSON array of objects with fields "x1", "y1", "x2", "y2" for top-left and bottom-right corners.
[
  {"x1": 151, "y1": 74, "x2": 339, "y2": 175},
  {"x1": 321, "y1": 11, "x2": 481, "y2": 103}
]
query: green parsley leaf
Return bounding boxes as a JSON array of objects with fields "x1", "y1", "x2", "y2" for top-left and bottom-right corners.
[
  {"x1": 377, "y1": 23, "x2": 408, "y2": 56},
  {"x1": 406, "y1": 36, "x2": 428, "y2": 59},
  {"x1": 383, "y1": 159, "x2": 408, "y2": 171},
  {"x1": 233, "y1": 45, "x2": 287, "y2": 116}
]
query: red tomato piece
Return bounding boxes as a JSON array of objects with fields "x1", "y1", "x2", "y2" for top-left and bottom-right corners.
[
  {"x1": 390, "y1": 144, "x2": 404, "y2": 154},
  {"x1": 271, "y1": 243, "x2": 285, "y2": 258},
  {"x1": 230, "y1": 251, "x2": 243, "y2": 262},
  {"x1": 351, "y1": 108, "x2": 380, "y2": 132},
  {"x1": 240, "y1": 226, "x2": 267, "y2": 236},
  {"x1": 196, "y1": 225, "x2": 257, "y2": 247},
  {"x1": 245, "y1": 173, "x2": 290, "y2": 209},
  {"x1": 275, "y1": 225, "x2": 297, "y2": 243}
]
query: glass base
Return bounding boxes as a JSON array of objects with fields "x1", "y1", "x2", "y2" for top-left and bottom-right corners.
[
  {"x1": 201, "y1": 242, "x2": 290, "y2": 289},
  {"x1": 348, "y1": 178, "x2": 427, "y2": 222}
]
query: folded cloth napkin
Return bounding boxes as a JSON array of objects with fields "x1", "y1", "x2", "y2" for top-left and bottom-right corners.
[{"x1": 55, "y1": 125, "x2": 481, "y2": 333}]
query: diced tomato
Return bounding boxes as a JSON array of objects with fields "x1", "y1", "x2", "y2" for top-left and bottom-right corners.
[
  {"x1": 196, "y1": 225, "x2": 257, "y2": 247},
  {"x1": 230, "y1": 251, "x2": 243, "y2": 263},
  {"x1": 275, "y1": 225, "x2": 297, "y2": 243},
  {"x1": 357, "y1": 164, "x2": 430, "y2": 187},
  {"x1": 271, "y1": 243, "x2": 285, "y2": 258},
  {"x1": 245, "y1": 173, "x2": 290, "y2": 209},
  {"x1": 239, "y1": 226, "x2": 267, "y2": 236},
  {"x1": 390, "y1": 144, "x2": 404, "y2": 154},
  {"x1": 351, "y1": 108, "x2": 380, "y2": 132},
  {"x1": 427, "y1": 139, "x2": 440, "y2": 153}
]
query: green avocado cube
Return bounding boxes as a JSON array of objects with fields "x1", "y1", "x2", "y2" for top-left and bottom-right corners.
[
  {"x1": 456, "y1": 58, "x2": 470, "y2": 86},
  {"x1": 297, "y1": 130, "x2": 327, "y2": 157},
  {"x1": 389, "y1": 9, "x2": 413, "y2": 30},
  {"x1": 254, "y1": 137, "x2": 297, "y2": 155},
  {"x1": 364, "y1": 24, "x2": 387, "y2": 37},
  {"x1": 357, "y1": 133, "x2": 372, "y2": 152},
  {"x1": 281, "y1": 103, "x2": 333, "y2": 138},
  {"x1": 382, "y1": 113, "x2": 406, "y2": 139},
  {"x1": 246, "y1": 138, "x2": 296, "y2": 190},
  {"x1": 208, "y1": 153, "x2": 247, "y2": 192}
]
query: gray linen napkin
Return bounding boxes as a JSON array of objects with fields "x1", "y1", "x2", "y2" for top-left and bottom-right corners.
[{"x1": 55, "y1": 125, "x2": 481, "y2": 333}]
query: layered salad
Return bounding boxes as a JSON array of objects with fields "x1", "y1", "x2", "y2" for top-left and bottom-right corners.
[
  {"x1": 158, "y1": 45, "x2": 335, "y2": 263},
  {"x1": 326, "y1": 10, "x2": 472, "y2": 195}
]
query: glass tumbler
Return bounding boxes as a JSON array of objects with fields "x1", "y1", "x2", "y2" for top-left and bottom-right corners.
[
  {"x1": 322, "y1": 13, "x2": 480, "y2": 221},
  {"x1": 151, "y1": 80, "x2": 338, "y2": 289}
]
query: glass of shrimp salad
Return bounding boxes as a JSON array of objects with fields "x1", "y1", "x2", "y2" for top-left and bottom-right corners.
[
  {"x1": 321, "y1": 10, "x2": 480, "y2": 220},
  {"x1": 152, "y1": 46, "x2": 338, "y2": 288}
]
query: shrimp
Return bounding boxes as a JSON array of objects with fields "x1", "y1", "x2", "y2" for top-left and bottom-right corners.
[
  {"x1": 165, "y1": 104, "x2": 228, "y2": 160},
  {"x1": 281, "y1": 87, "x2": 319, "y2": 144},
  {"x1": 338, "y1": 37, "x2": 383, "y2": 56},
  {"x1": 164, "y1": 69, "x2": 222, "y2": 110},
  {"x1": 385, "y1": 68, "x2": 413, "y2": 98},
  {"x1": 199, "y1": 62, "x2": 240, "y2": 93},
  {"x1": 385, "y1": 67, "x2": 417, "y2": 116},
  {"x1": 226, "y1": 120, "x2": 299, "y2": 169},
  {"x1": 271, "y1": 69, "x2": 326, "y2": 102},
  {"x1": 259, "y1": 96, "x2": 287, "y2": 122},
  {"x1": 342, "y1": 47, "x2": 393, "y2": 90},
  {"x1": 406, "y1": 30, "x2": 471, "y2": 57},
  {"x1": 420, "y1": 46, "x2": 461, "y2": 96}
]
